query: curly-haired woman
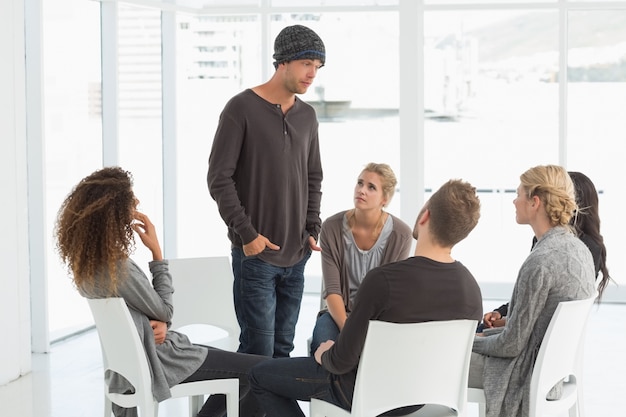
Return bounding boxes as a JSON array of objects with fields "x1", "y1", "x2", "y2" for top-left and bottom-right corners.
[{"x1": 55, "y1": 166, "x2": 267, "y2": 417}]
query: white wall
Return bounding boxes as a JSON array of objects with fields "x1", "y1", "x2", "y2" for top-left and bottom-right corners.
[{"x1": 0, "y1": 0, "x2": 33, "y2": 386}]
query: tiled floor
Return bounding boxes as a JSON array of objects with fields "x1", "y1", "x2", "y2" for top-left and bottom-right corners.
[{"x1": 1, "y1": 295, "x2": 624, "y2": 416}]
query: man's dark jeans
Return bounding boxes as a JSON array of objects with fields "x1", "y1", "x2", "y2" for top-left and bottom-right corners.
[
  {"x1": 249, "y1": 356, "x2": 353, "y2": 416},
  {"x1": 232, "y1": 247, "x2": 311, "y2": 357},
  {"x1": 249, "y1": 356, "x2": 423, "y2": 416}
]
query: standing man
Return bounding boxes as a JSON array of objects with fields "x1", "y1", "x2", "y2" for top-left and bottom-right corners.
[{"x1": 207, "y1": 25, "x2": 325, "y2": 358}]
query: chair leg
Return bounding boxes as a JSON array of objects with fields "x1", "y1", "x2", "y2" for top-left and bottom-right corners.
[
  {"x1": 189, "y1": 395, "x2": 204, "y2": 417},
  {"x1": 225, "y1": 390, "x2": 239, "y2": 417},
  {"x1": 478, "y1": 402, "x2": 486, "y2": 417},
  {"x1": 149, "y1": 400, "x2": 159, "y2": 417},
  {"x1": 104, "y1": 395, "x2": 112, "y2": 417},
  {"x1": 574, "y1": 387, "x2": 584, "y2": 417}
]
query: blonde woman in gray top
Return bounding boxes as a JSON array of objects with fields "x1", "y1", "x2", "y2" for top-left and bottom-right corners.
[
  {"x1": 469, "y1": 165, "x2": 596, "y2": 417},
  {"x1": 309, "y1": 163, "x2": 413, "y2": 355}
]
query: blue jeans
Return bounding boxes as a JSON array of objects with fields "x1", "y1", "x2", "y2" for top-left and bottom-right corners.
[
  {"x1": 232, "y1": 247, "x2": 311, "y2": 358},
  {"x1": 249, "y1": 356, "x2": 354, "y2": 416},
  {"x1": 310, "y1": 311, "x2": 340, "y2": 356}
]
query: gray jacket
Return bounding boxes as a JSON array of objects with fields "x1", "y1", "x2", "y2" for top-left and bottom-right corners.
[
  {"x1": 80, "y1": 259, "x2": 207, "y2": 404},
  {"x1": 473, "y1": 226, "x2": 595, "y2": 417}
]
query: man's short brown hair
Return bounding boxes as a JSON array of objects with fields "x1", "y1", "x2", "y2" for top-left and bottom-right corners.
[{"x1": 413, "y1": 179, "x2": 481, "y2": 247}]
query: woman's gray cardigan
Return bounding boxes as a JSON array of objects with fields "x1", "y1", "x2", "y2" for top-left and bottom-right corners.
[
  {"x1": 319, "y1": 210, "x2": 413, "y2": 312},
  {"x1": 80, "y1": 259, "x2": 207, "y2": 404},
  {"x1": 473, "y1": 226, "x2": 596, "y2": 417}
]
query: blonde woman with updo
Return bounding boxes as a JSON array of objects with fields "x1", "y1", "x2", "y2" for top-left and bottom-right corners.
[
  {"x1": 468, "y1": 165, "x2": 596, "y2": 417},
  {"x1": 309, "y1": 163, "x2": 413, "y2": 355}
]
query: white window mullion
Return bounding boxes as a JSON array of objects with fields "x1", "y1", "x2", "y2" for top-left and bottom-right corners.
[
  {"x1": 101, "y1": 1, "x2": 119, "y2": 166},
  {"x1": 399, "y1": 0, "x2": 425, "y2": 225},
  {"x1": 559, "y1": 0, "x2": 569, "y2": 167},
  {"x1": 161, "y1": 9, "x2": 177, "y2": 258},
  {"x1": 25, "y1": 0, "x2": 49, "y2": 354}
]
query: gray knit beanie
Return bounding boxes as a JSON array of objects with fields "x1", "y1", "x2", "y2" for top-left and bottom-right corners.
[{"x1": 273, "y1": 25, "x2": 326, "y2": 69}]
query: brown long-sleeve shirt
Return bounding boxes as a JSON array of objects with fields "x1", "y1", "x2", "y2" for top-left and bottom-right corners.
[
  {"x1": 321, "y1": 256, "x2": 483, "y2": 377},
  {"x1": 207, "y1": 89, "x2": 323, "y2": 267}
]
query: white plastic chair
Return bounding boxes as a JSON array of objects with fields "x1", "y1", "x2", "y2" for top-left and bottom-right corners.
[
  {"x1": 468, "y1": 295, "x2": 596, "y2": 417},
  {"x1": 88, "y1": 297, "x2": 239, "y2": 417},
  {"x1": 310, "y1": 319, "x2": 477, "y2": 417},
  {"x1": 168, "y1": 256, "x2": 240, "y2": 351}
]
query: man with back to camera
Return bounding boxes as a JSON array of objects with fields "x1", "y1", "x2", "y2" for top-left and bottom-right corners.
[
  {"x1": 207, "y1": 25, "x2": 325, "y2": 358},
  {"x1": 248, "y1": 179, "x2": 484, "y2": 416}
]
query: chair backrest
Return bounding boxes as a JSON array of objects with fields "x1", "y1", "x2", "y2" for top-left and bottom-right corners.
[
  {"x1": 351, "y1": 319, "x2": 477, "y2": 416},
  {"x1": 530, "y1": 295, "x2": 596, "y2": 412},
  {"x1": 88, "y1": 297, "x2": 155, "y2": 411},
  {"x1": 168, "y1": 256, "x2": 240, "y2": 350},
  {"x1": 319, "y1": 278, "x2": 326, "y2": 310}
]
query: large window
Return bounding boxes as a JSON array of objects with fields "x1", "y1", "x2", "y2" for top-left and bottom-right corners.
[
  {"x1": 423, "y1": 9, "x2": 561, "y2": 282},
  {"x1": 43, "y1": 0, "x2": 626, "y2": 342},
  {"x1": 117, "y1": 5, "x2": 164, "y2": 270},
  {"x1": 174, "y1": 11, "x2": 401, "y2": 285},
  {"x1": 567, "y1": 9, "x2": 626, "y2": 296},
  {"x1": 44, "y1": 0, "x2": 102, "y2": 338}
]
